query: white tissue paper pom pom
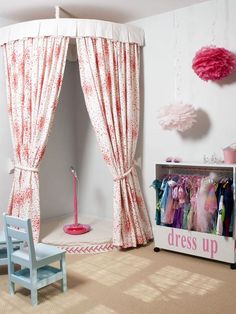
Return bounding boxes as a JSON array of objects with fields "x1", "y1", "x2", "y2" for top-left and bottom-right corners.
[{"x1": 157, "y1": 103, "x2": 197, "y2": 132}]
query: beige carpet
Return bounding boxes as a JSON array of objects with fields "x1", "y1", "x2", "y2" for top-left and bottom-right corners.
[
  {"x1": 1, "y1": 243, "x2": 236, "y2": 313},
  {"x1": 40, "y1": 214, "x2": 114, "y2": 254}
]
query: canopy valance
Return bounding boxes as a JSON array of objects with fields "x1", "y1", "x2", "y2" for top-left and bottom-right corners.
[{"x1": 0, "y1": 18, "x2": 144, "y2": 46}]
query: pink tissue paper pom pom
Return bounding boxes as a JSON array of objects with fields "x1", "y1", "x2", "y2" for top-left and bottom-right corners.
[
  {"x1": 192, "y1": 46, "x2": 236, "y2": 81},
  {"x1": 158, "y1": 103, "x2": 197, "y2": 132}
]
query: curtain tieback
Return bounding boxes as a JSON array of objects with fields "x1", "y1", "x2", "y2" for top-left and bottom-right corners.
[
  {"x1": 14, "y1": 164, "x2": 39, "y2": 173},
  {"x1": 113, "y1": 164, "x2": 134, "y2": 182}
]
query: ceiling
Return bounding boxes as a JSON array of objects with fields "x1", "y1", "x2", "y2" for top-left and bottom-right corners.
[{"x1": 0, "y1": 0, "x2": 209, "y2": 24}]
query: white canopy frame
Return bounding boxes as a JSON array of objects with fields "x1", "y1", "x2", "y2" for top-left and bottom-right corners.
[
  {"x1": 0, "y1": 18, "x2": 144, "y2": 47},
  {"x1": 0, "y1": 18, "x2": 153, "y2": 249},
  {"x1": 0, "y1": 18, "x2": 144, "y2": 62}
]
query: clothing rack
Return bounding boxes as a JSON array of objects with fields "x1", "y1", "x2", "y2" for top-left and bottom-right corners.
[{"x1": 153, "y1": 162, "x2": 236, "y2": 269}]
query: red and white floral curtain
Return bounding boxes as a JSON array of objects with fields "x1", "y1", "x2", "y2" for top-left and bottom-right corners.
[
  {"x1": 4, "y1": 36, "x2": 69, "y2": 241},
  {"x1": 76, "y1": 37, "x2": 153, "y2": 248}
]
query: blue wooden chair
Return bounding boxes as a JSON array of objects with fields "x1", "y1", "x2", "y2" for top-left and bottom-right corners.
[{"x1": 4, "y1": 214, "x2": 67, "y2": 306}]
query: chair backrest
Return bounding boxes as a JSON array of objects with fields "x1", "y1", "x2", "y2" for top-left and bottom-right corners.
[{"x1": 4, "y1": 214, "x2": 36, "y2": 264}]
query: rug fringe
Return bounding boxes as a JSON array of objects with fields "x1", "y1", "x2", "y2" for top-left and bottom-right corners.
[{"x1": 59, "y1": 242, "x2": 115, "y2": 254}]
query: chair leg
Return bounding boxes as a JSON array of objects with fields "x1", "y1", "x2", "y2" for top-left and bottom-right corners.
[
  {"x1": 60, "y1": 255, "x2": 67, "y2": 292},
  {"x1": 31, "y1": 269, "x2": 38, "y2": 306},
  {"x1": 9, "y1": 281, "x2": 15, "y2": 295},
  {"x1": 31, "y1": 289, "x2": 38, "y2": 306},
  {"x1": 8, "y1": 262, "x2": 15, "y2": 295}
]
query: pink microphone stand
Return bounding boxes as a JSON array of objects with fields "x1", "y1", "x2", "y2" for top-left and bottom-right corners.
[{"x1": 63, "y1": 167, "x2": 91, "y2": 235}]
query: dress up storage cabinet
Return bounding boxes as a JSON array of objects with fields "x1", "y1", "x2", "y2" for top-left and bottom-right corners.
[{"x1": 153, "y1": 162, "x2": 236, "y2": 268}]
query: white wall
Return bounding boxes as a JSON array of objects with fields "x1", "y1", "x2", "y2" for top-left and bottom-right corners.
[
  {"x1": 0, "y1": 18, "x2": 18, "y2": 229},
  {"x1": 74, "y1": 68, "x2": 113, "y2": 219},
  {"x1": 132, "y1": 0, "x2": 236, "y2": 222},
  {"x1": 41, "y1": 62, "x2": 113, "y2": 220},
  {"x1": 40, "y1": 61, "x2": 78, "y2": 220},
  {"x1": 0, "y1": 46, "x2": 13, "y2": 228}
]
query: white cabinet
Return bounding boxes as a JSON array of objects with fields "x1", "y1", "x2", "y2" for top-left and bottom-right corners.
[{"x1": 153, "y1": 162, "x2": 236, "y2": 268}]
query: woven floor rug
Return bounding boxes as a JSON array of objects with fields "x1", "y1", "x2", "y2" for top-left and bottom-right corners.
[{"x1": 40, "y1": 214, "x2": 115, "y2": 254}]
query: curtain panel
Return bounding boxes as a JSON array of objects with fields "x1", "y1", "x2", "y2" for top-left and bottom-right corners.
[
  {"x1": 76, "y1": 37, "x2": 153, "y2": 248},
  {"x1": 4, "y1": 36, "x2": 69, "y2": 241}
]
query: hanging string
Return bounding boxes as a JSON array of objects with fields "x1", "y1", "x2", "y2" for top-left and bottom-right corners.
[
  {"x1": 173, "y1": 12, "x2": 182, "y2": 101},
  {"x1": 223, "y1": 0, "x2": 229, "y2": 48},
  {"x1": 157, "y1": 11, "x2": 197, "y2": 132},
  {"x1": 210, "y1": 0, "x2": 218, "y2": 46},
  {"x1": 173, "y1": 12, "x2": 177, "y2": 101}
]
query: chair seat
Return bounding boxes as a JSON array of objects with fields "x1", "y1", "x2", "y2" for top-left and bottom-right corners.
[{"x1": 12, "y1": 243, "x2": 65, "y2": 262}]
